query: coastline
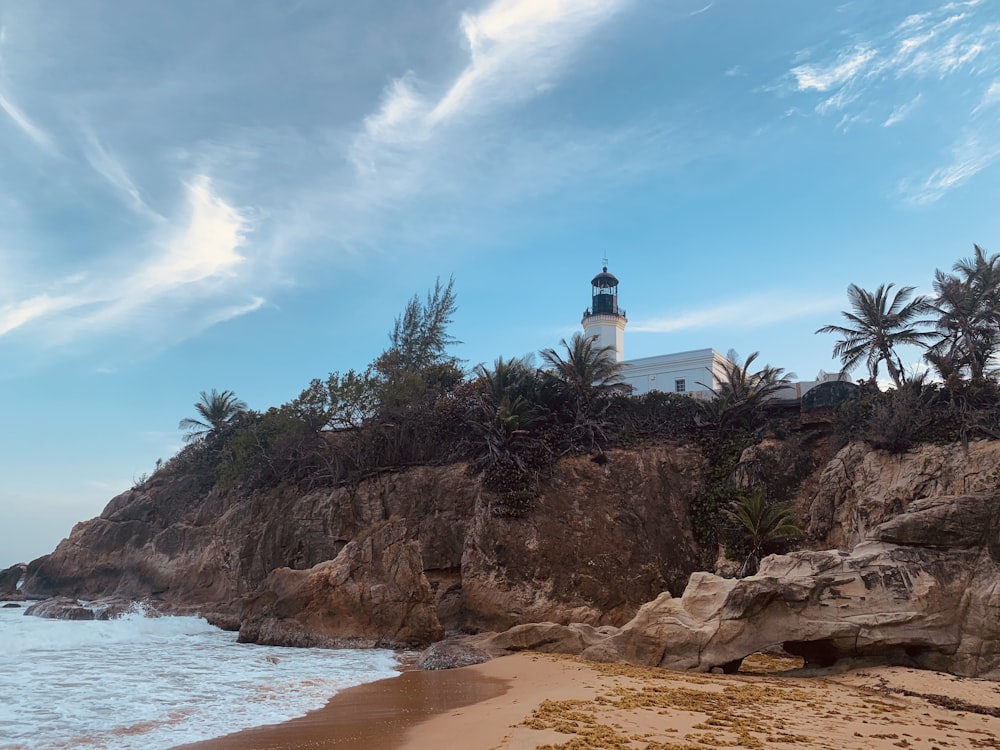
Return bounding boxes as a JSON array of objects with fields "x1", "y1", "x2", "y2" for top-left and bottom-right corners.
[{"x1": 172, "y1": 651, "x2": 1000, "y2": 749}]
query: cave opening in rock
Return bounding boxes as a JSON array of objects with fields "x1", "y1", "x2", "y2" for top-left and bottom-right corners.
[{"x1": 782, "y1": 639, "x2": 839, "y2": 668}]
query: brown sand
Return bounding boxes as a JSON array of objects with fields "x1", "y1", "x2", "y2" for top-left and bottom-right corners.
[{"x1": 177, "y1": 652, "x2": 1000, "y2": 749}]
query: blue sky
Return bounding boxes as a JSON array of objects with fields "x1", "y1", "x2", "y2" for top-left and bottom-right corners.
[{"x1": 1, "y1": 0, "x2": 998, "y2": 567}]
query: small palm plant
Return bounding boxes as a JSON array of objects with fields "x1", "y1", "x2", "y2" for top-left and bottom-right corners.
[
  {"x1": 724, "y1": 491, "x2": 802, "y2": 577},
  {"x1": 179, "y1": 389, "x2": 248, "y2": 442}
]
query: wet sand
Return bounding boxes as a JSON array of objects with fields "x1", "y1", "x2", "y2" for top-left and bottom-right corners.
[{"x1": 177, "y1": 652, "x2": 1000, "y2": 749}]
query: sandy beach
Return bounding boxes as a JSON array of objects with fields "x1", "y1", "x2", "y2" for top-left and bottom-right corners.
[{"x1": 177, "y1": 652, "x2": 1000, "y2": 749}]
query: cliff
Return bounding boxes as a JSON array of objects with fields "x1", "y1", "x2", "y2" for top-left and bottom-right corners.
[
  {"x1": 23, "y1": 443, "x2": 705, "y2": 644},
  {"x1": 24, "y1": 436, "x2": 1000, "y2": 669}
]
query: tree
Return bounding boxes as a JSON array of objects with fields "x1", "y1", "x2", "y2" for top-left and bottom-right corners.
[
  {"x1": 539, "y1": 332, "x2": 628, "y2": 404},
  {"x1": 371, "y1": 276, "x2": 463, "y2": 408},
  {"x1": 929, "y1": 246, "x2": 1000, "y2": 383},
  {"x1": 697, "y1": 351, "x2": 792, "y2": 434},
  {"x1": 179, "y1": 389, "x2": 248, "y2": 442},
  {"x1": 817, "y1": 283, "x2": 933, "y2": 388},
  {"x1": 724, "y1": 491, "x2": 802, "y2": 577}
]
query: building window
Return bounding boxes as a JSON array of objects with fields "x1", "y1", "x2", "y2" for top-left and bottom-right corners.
[{"x1": 675, "y1": 379, "x2": 686, "y2": 393}]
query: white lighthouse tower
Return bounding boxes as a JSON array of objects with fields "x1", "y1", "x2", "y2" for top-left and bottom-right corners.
[{"x1": 582, "y1": 266, "x2": 627, "y2": 362}]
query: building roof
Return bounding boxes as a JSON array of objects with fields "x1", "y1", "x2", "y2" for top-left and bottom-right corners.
[{"x1": 591, "y1": 267, "x2": 619, "y2": 288}]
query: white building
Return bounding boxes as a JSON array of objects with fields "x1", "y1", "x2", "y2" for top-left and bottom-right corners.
[{"x1": 579, "y1": 266, "x2": 842, "y2": 400}]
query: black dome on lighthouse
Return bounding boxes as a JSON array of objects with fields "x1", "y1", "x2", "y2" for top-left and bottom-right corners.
[{"x1": 591, "y1": 266, "x2": 619, "y2": 288}]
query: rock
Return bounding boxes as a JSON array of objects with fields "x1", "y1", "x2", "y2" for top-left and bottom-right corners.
[
  {"x1": 25, "y1": 597, "x2": 96, "y2": 620},
  {"x1": 415, "y1": 638, "x2": 493, "y2": 670},
  {"x1": 580, "y1": 491, "x2": 1000, "y2": 680},
  {"x1": 477, "y1": 621, "x2": 619, "y2": 656},
  {"x1": 3, "y1": 603, "x2": 21, "y2": 608},
  {"x1": 89, "y1": 598, "x2": 142, "y2": 620},
  {"x1": 238, "y1": 519, "x2": 444, "y2": 649},
  {"x1": 805, "y1": 440, "x2": 1000, "y2": 549},
  {"x1": 0, "y1": 563, "x2": 26, "y2": 600}
]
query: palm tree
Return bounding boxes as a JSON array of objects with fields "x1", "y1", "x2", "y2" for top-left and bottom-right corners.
[
  {"x1": 179, "y1": 389, "x2": 248, "y2": 442},
  {"x1": 817, "y1": 283, "x2": 933, "y2": 388},
  {"x1": 540, "y1": 332, "x2": 628, "y2": 403},
  {"x1": 724, "y1": 491, "x2": 802, "y2": 577},
  {"x1": 929, "y1": 246, "x2": 1000, "y2": 383},
  {"x1": 697, "y1": 352, "x2": 792, "y2": 434}
]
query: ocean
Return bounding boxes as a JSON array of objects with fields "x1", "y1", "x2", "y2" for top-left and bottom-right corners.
[{"x1": 0, "y1": 600, "x2": 401, "y2": 750}]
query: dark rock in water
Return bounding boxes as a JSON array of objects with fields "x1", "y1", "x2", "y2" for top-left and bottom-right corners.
[
  {"x1": 0, "y1": 563, "x2": 26, "y2": 597},
  {"x1": 2, "y1": 602, "x2": 21, "y2": 608},
  {"x1": 204, "y1": 612, "x2": 241, "y2": 631},
  {"x1": 26, "y1": 597, "x2": 96, "y2": 620},
  {"x1": 22, "y1": 595, "x2": 144, "y2": 620},
  {"x1": 89, "y1": 598, "x2": 140, "y2": 620}
]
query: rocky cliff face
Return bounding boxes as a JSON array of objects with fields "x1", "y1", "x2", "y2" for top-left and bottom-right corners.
[
  {"x1": 23, "y1": 443, "x2": 705, "y2": 643},
  {"x1": 804, "y1": 440, "x2": 1000, "y2": 548}
]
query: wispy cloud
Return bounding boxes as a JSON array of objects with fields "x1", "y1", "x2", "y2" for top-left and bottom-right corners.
[
  {"x1": 883, "y1": 93, "x2": 923, "y2": 126},
  {"x1": 782, "y1": 1, "x2": 1000, "y2": 203},
  {"x1": 349, "y1": 0, "x2": 633, "y2": 178},
  {"x1": 0, "y1": 90, "x2": 55, "y2": 153},
  {"x1": 791, "y1": 46, "x2": 876, "y2": 92},
  {"x1": 629, "y1": 293, "x2": 840, "y2": 334},
  {"x1": 973, "y1": 81, "x2": 1000, "y2": 113},
  {"x1": 0, "y1": 24, "x2": 55, "y2": 153},
  {"x1": 82, "y1": 129, "x2": 162, "y2": 220},
  {"x1": 902, "y1": 134, "x2": 1000, "y2": 205},
  {"x1": 0, "y1": 176, "x2": 258, "y2": 345}
]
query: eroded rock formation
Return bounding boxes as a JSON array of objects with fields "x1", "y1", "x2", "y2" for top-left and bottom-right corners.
[{"x1": 468, "y1": 489, "x2": 1000, "y2": 680}]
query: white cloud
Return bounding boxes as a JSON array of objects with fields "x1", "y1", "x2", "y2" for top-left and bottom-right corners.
[
  {"x1": 903, "y1": 134, "x2": 1000, "y2": 204},
  {"x1": 629, "y1": 294, "x2": 840, "y2": 334},
  {"x1": 349, "y1": 0, "x2": 632, "y2": 177},
  {"x1": 0, "y1": 90, "x2": 55, "y2": 153},
  {"x1": 0, "y1": 175, "x2": 259, "y2": 344},
  {"x1": 0, "y1": 293, "x2": 81, "y2": 336},
  {"x1": 973, "y1": 81, "x2": 1000, "y2": 113},
  {"x1": 83, "y1": 130, "x2": 162, "y2": 219},
  {"x1": 138, "y1": 176, "x2": 248, "y2": 291},
  {"x1": 791, "y1": 46, "x2": 876, "y2": 92},
  {"x1": 882, "y1": 93, "x2": 923, "y2": 126}
]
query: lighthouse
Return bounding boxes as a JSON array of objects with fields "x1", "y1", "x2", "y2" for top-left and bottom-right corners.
[{"x1": 582, "y1": 266, "x2": 627, "y2": 362}]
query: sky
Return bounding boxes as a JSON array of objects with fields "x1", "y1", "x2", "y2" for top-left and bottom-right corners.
[{"x1": 1, "y1": 0, "x2": 998, "y2": 567}]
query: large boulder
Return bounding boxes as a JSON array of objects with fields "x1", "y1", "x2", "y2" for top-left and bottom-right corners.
[
  {"x1": 237, "y1": 519, "x2": 443, "y2": 648},
  {"x1": 581, "y1": 490, "x2": 1000, "y2": 680}
]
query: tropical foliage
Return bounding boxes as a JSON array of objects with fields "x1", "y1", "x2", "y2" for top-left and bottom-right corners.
[
  {"x1": 179, "y1": 389, "x2": 248, "y2": 442},
  {"x1": 697, "y1": 351, "x2": 792, "y2": 436},
  {"x1": 818, "y1": 245, "x2": 1000, "y2": 453},
  {"x1": 723, "y1": 491, "x2": 802, "y2": 577},
  {"x1": 816, "y1": 283, "x2": 932, "y2": 388}
]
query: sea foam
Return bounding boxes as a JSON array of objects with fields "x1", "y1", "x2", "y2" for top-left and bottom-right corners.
[{"x1": 0, "y1": 601, "x2": 400, "y2": 750}]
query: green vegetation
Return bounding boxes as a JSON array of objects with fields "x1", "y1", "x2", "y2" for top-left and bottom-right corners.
[
  {"x1": 178, "y1": 389, "x2": 248, "y2": 442},
  {"x1": 816, "y1": 283, "x2": 933, "y2": 388},
  {"x1": 722, "y1": 491, "x2": 802, "y2": 577},
  {"x1": 820, "y1": 245, "x2": 1000, "y2": 453},
  {"x1": 154, "y1": 245, "x2": 996, "y2": 573}
]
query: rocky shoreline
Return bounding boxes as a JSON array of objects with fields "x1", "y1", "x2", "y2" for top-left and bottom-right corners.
[{"x1": 16, "y1": 439, "x2": 1000, "y2": 682}]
